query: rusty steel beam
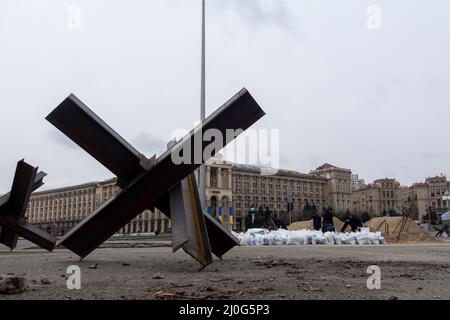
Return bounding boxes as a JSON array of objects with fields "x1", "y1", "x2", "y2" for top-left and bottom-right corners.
[
  {"x1": 46, "y1": 94, "x2": 148, "y2": 189},
  {"x1": 0, "y1": 215, "x2": 56, "y2": 251},
  {"x1": 169, "y1": 174, "x2": 212, "y2": 267},
  {"x1": 0, "y1": 160, "x2": 56, "y2": 251},
  {"x1": 51, "y1": 88, "x2": 264, "y2": 259},
  {"x1": 0, "y1": 160, "x2": 38, "y2": 249},
  {"x1": 153, "y1": 193, "x2": 240, "y2": 259}
]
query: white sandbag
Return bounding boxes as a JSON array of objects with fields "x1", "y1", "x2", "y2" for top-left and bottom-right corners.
[
  {"x1": 333, "y1": 233, "x2": 342, "y2": 245},
  {"x1": 356, "y1": 234, "x2": 371, "y2": 245},
  {"x1": 286, "y1": 234, "x2": 305, "y2": 245},
  {"x1": 310, "y1": 234, "x2": 320, "y2": 245},
  {"x1": 262, "y1": 234, "x2": 275, "y2": 246},
  {"x1": 274, "y1": 235, "x2": 287, "y2": 246},
  {"x1": 324, "y1": 232, "x2": 336, "y2": 245},
  {"x1": 234, "y1": 228, "x2": 385, "y2": 246},
  {"x1": 341, "y1": 233, "x2": 357, "y2": 245},
  {"x1": 239, "y1": 234, "x2": 252, "y2": 246},
  {"x1": 247, "y1": 228, "x2": 269, "y2": 236},
  {"x1": 250, "y1": 235, "x2": 264, "y2": 246},
  {"x1": 369, "y1": 232, "x2": 382, "y2": 245},
  {"x1": 316, "y1": 234, "x2": 328, "y2": 245}
]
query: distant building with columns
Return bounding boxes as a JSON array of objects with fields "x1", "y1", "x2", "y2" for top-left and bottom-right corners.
[
  {"x1": 351, "y1": 178, "x2": 402, "y2": 216},
  {"x1": 201, "y1": 158, "x2": 352, "y2": 232},
  {"x1": 25, "y1": 157, "x2": 352, "y2": 235},
  {"x1": 26, "y1": 178, "x2": 170, "y2": 236},
  {"x1": 310, "y1": 163, "x2": 353, "y2": 214},
  {"x1": 401, "y1": 174, "x2": 450, "y2": 220}
]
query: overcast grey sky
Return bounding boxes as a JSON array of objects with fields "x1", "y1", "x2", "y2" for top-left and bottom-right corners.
[{"x1": 1, "y1": 0, "x2": 449, "y2": 193}]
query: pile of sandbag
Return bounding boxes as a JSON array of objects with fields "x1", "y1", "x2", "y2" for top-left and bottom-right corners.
[{"x1": 233, "y1": 228, "x2": 386, "y2": 247}]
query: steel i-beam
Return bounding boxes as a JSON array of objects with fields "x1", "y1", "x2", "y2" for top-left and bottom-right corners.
[
  {"x1": 169, "y1": 174, "x2": 213, "y2": 267},
  {"x1": 0, "y1": 160, "x2": 56, "y2": 251}
]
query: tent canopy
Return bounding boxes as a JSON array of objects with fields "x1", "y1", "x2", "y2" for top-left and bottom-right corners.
[{"x1": 441, "y1": 211, "x2": 450, "y2": 222}]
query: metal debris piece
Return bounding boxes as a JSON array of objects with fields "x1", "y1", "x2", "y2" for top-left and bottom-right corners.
[
  {"x1": 0, "y1": 160, "x2": 56, "y2": 251},
  {"x1": 0, "y1": 275, "x2": 26, "y2": 294},
  {"x1": 169, "y1": 174, "x2": 212, "y2": 266}
]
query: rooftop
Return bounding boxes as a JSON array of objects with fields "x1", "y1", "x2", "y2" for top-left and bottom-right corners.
[
  {"x1": 31, "y1": 178, "x2": 117, "y2": 196},
  {"x1": 231, "y1": 163, "x2": 328, "y2": 181}
]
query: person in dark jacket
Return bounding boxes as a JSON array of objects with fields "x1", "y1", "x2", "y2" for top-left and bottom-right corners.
[
  {"x1": 312, "y1": 209, "x2": 322, "y2": 231},
  {"x1": 435, "y1": 225, "x2": 449, "y2": 238},
  {"x1": 245, "y1": 207, "x2": 257, "y2": 230},
  {"x1": 264, "y1": 207, "x2": 277, "y2": 230},
  {"x1": 322, "y1": 207, "x2": 335, "y2": 233},
  {"x1": 341, "y1": 212, "x2": 363, "y2": 232},
  {"x1": 313, "y1": 214, "x2": 322, "y2": 231}
]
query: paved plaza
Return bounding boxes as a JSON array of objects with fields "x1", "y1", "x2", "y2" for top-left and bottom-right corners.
[{"x1": 1, "y1": 239, "x2": 449, "y2": 300}]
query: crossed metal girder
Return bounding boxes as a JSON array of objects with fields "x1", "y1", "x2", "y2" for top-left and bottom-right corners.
[
  {"x1": 47, "y1": 88, "x2": 265, "y2": 267},
  {"x1": 0, "y1": 160, "x2": 56, "y2": 251}
]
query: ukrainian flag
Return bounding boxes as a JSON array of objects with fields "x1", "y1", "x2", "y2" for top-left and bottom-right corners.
[{"x1": 229, "y1": 207, "x2": 233, "y2": 224}]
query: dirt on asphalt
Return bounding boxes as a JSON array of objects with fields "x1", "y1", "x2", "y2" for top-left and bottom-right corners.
[{"x1": 0, "y1": 244, "x2": 449, "y2": 300}]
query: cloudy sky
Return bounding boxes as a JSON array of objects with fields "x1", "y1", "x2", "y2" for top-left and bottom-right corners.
[{"x1": 1, "y1": 0, "x2": 449, "y2": 193}]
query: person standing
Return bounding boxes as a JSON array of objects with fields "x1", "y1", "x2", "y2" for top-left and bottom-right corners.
[
  {"x1": 341, "y1": 212, "x2": 363, "y2": 232},
  {"x1": 322, "y1": 207, "x2": 335, "y2": 233},
  {"x1": 312, "y1": 210, "x2": 322, "y2": 231}
]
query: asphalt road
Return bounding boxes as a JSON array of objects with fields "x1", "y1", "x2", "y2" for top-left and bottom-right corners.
[{"x1": 1, "y1": 243, "x2": 449, "y2": 300}]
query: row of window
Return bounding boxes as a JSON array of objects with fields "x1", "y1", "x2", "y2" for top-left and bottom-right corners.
[{"x1": 28, "y1": 184, "x2": 119, "y2": 208}]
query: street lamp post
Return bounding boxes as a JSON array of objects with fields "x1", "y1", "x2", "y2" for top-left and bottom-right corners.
[
  {"x1": 198, "y1": 0, "x2": 207, "y2": 211},
  {"x1": 287, "y1": 183, "x2": 293, "y2": 225}
]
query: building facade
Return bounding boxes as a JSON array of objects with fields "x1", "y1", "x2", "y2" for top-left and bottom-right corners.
[
  {"x1": 402, "y1": 175, "x2": 450, "y2": 220},
  {"x1": 351, "y1": 178, "x2": 402, "y2": 216},
  {"x1": 26, "y1": 178, "x2": 170, "y2": 236},
  {"x1": 26, "y1": 159, "x2": 353, "y2": 234},
  {"x1": 230, "y1": 164, "x2": 330, "y2": 232},
  {"x1": 310, "y1": 163, "x2": 353, "y2": 215}
]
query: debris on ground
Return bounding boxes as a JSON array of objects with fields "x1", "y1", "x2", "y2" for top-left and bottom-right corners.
[
  {"x1": 152, "y1": 273, "x2": 165, "y2": 280},
  {"x1": 151, "y1": 290, "x2": 181, "y2": 300},
  {"x1": 0, "y1": 276, "x2": 26, "y2": 294}
]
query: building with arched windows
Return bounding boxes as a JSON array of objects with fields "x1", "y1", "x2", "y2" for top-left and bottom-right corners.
[
  {"x1": 351, "y1": 178, "x2": 402, "y2": 216},
  {"x1": 25, "y1": 178, "x2": 170, "y2": 236},
  {"x1": 25, "y1": 158, "x2": 353, "y2": 235}
]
